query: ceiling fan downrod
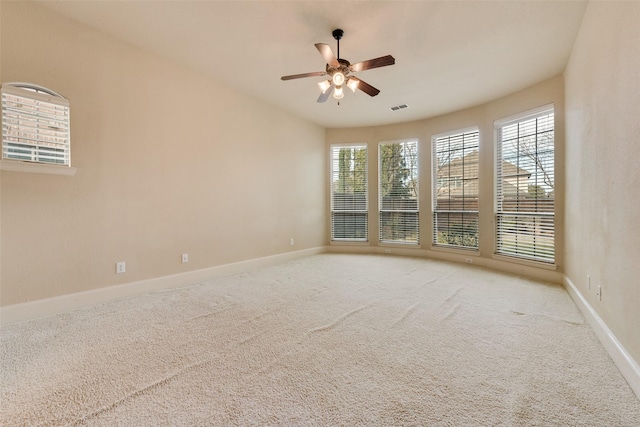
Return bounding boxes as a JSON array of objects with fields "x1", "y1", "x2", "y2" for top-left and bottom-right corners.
[{"x1": 332, "y1": 28, "x2": 344, "y2": 59}]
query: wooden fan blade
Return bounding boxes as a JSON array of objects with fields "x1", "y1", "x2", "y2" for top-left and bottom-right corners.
[
  {"x1": 317, "y1": 84, "x2": 334, "y2": 103},
  {"x1": 349, "y1": 55, "x2": 395, "y2": 73},
  {"x1": 349, "y1": 77, "x2": 380, "y2": 97},
  {"x1": 281, "y1": 71, "x2": 326, "y2": 81},
  {"x1": 315, "y1": 43, "x2": 339, "y2": 67}
]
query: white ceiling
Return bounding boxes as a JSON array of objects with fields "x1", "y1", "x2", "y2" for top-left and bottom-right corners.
[{"x1": 37, "y1": 1, "x2": 587, "y2": 129}]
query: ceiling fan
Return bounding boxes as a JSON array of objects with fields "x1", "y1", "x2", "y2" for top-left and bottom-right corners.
[{"x1": 281, "y1": 29, "x2": 395, "y2": 103}]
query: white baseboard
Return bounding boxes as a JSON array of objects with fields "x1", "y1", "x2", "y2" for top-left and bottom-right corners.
[
  {"x1": 563, "y1": 275, "x2": 640, "y2": 399},
  {"x1": 0, "y1": 247, "x2": 326, "y2": 326}
]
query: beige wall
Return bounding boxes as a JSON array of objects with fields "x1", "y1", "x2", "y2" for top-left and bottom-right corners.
[
  {"x1": 327, "y1": 75, "x2": 564, "y2": 281},
  {"x1": 564, "y1": 2, "x2": 640, "y2": 363},
  {"x1": 0, "y1": 2, "x2": 327, "y2": 306}
]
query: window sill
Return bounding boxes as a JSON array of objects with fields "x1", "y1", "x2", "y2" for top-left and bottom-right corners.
[
  {"x1": 430, "y1": 245, "x2": 480, "y2": 256},
  {"x1": 0, "y1": 160, "x2": 77, "y2": 176},
  {"x1": 380, "y1": 241, "x2": 421, "y2": 248},
  {"x1": 491, "y1": 254, "x2": 557, "y2": 271},
  {"x1": 330, "y1": 240, "x2": 370, "y2": 246}
]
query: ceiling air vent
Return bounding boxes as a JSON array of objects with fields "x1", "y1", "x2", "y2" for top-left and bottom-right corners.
[{"x1": 390, "y1": 104, "x2": 408, "y2": 111}]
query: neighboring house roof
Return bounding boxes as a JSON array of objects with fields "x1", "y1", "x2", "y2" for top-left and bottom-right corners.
[{"x1": 436, "y1": 150, "x2": 531, "y2": 198}]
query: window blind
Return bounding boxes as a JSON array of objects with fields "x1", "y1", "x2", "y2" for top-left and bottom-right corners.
[
  {"x1": 379, "y1": 140, "x2": 419, "y2": 244},
  {"x1": 496, "y1": 107, "x2": 554, "y2": 263},
  {"x1": 2, "y1": 84, "x2": 70, "y2": 166},
  {"x1": 330, "y1": 145, "x2": 368, "y2": 241},
  {"x1": 432, "y1": 129, "x2": 479, "y2": 249}
]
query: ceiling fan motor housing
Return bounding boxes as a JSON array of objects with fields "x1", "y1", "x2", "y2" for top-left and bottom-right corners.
[{"x1": 326, "y1": 58, "x2": 351, "y2": 79}]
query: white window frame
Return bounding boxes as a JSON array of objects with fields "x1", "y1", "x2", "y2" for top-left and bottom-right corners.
[
  {"x1": 378, "y1": 138, "x2": 419, "y2": 245},
  {"x1": 1, "y1": 83, "x2": 75, "y2": 175},
  {"x1": 432, "y1": 127, "x2": 480, "y2": 251},
  {"x1": 495, "y1": 104, "x2": 555, "y2": 264},
  {"x1": 330, "y1": 143, "x2": 368, "y2": 242}
]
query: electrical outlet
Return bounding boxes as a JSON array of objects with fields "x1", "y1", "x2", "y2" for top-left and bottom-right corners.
[
  {"x1": 289, "y1": 238, "x2": 294, "y2": 246},
  {"x1": 181, "y1": 253, "x2": 189, "y2": 263},
  {"x1": 116, "y1": 261, "x2": 126, "y2": 274},
  {"x1": 465, "y1": 258, "x2": 473, "y2": 264}
]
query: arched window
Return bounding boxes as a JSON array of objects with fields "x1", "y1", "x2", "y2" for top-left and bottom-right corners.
[{"x1": 2, "y1": 83, "x2": 71, "y2": 166}]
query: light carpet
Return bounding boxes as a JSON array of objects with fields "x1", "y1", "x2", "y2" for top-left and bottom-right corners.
[{"x1": 1, "y1": 254, "x2": 639, "y2": 426}]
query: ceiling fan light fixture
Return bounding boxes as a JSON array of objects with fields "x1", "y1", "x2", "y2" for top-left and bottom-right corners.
[
  {"x1": 333, "y1": 85, "x2": 344, "y2": 100},
  {"x1": 318, "y1": 80, "x2": 332, "y2": 94},
  {"x1": 332, "y1": 72, "x2": 345, "y2": 87},
  {"x1": 347, "y1": 78, "x2": 359, "y2": 92}
]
